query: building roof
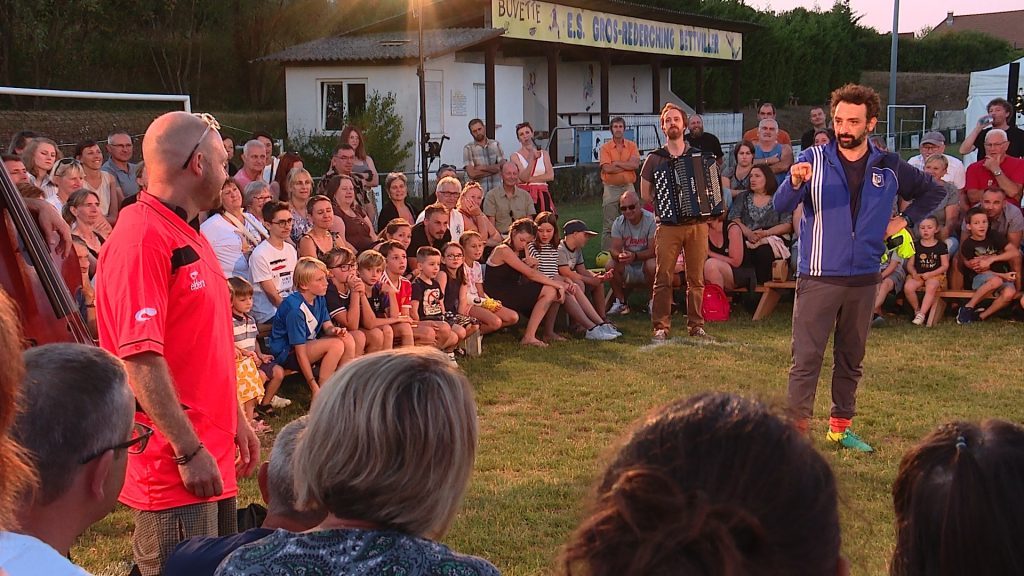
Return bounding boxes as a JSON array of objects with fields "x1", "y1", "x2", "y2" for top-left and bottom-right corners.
[
  {"x1": 925, "y1": 10, "x2": 1024, "y2": 49},
  {"x1": 258, "y1": 27, "x2": 504, "y2": 64}
]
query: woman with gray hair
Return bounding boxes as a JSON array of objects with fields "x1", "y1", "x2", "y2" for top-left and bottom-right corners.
[
  {"x1": 216, "y1": 348, "x2": 499, "y2": 576},
  {"x1": 241, "y1": 180, "x2": 273, "y2": 236}
]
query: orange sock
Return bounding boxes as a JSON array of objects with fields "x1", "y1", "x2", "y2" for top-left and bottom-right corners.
[
  {"x1": 793, "y1": 418, "x2": 810, "y2": 434},
  {"x1": 829, "y1": 417, "x2": 852, "y2": 433}
]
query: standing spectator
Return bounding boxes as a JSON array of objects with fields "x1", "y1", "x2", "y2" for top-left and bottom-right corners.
[
  {"x1": 251, "y1": 201, "x2": 299, "y2": 324},
  {"x1": 102, "y1": 131, "x2": 139, "y2": 198},
  {"x1": 48, "y1": 158, "x2": 86, "y2": 213},
  {"x1": 512, "y1": 122, "x2": 555, "y2": 214},
  {"x1": 376, "y1": 172, "x2": 418, "y2": 232},
  {"x1": 607, "y1": 190, "x2": 656, "y2": 314},
  {"x1": 562, "y1": 393, "x2": 844, "y2": 576},
  {"x1": 234, "y1": 140, "x2": 268, "y2": 191},
  {"x1": 2, "y1": 154, "x2": 29, "y2": 185},
  {"x1": 457, "y1": 181, "x2": 503, "y2": 247},
  {"x1": 75, "y1": 140, "x2": 122, "y2": 227},
  {"x1": 599, "y1": 117, "x2": 641, "y2": 250},
  {"x1": 774, "y1": 83, "x2": 944, "y2": 451},
  {"x1": 222, "y1": 136, "x2": 239, "y2": 176},
  {"x1": 483, "y1": 161, "x2": 535, "y2": 235},
  {"x1": 963, "y1": 129, "x2": 1024, "y2": 209},
  {"x1": 729, "y1": 164, "x2": 793, "y2": 284},
  {"x1": 95, "y1": 111, "x2": 260, "y2": 576},
  {"x1": 684, "y1": 114, "x2": 724, "y2": 163},
  {"x1": 742, "y1": 102, "x2": 792, "y2": 144},
  {"x1": 891, "y1": 419, "x2": 1024, "y2": 576},
  {"x1": 255, "y1": 131, "x2": 279, "y2": 185},
  {"x1": 216, "y1": 349, "x2": 499, "y2": 576},
  {"x1": 341, "y1": 125, "x2": 379, "y2": 188},
  {"x1": 722, "y1": 140, "x2": 755, "y2": 202},
  {"x1": 333, "y1": 175, "x2": 378, "y2": 253},
  {"x1": 7, "y1": 130, "x2": 38, "y2": 156},
  {"x1": 271, "y1": 152, "x2": 302, "y2": 201},
  {"x1": 959, "y1": 97, "x2": 1024, "y2": 160},
  {"x1": 417, "y1": 176, "x2": 466, "y2": 241},
  {"x1": 284, "y1": 168, "x2": 315, "y2": 244},
  {"x1": 753, "y1": 119, "x2": 794, "y2": 185},
  {"x1": 200, "y1": 179, "x2": 264, "y2": 281},
  {"x1": 408, "y1": 203, "x2": 452, "y2": 275},
  {"x1": 0, "y1": 344, "x2": 139, "y2": 576},
  {"x1": 463, "y1": 118, "x2": 505, "y2": 192},
  {"x1": 21, "y1": 137, "x2": 60, "y2": 200},
  {"x1": 640, "y1": 103, "x2": 713, "y2": 342},
  {"x1": 800, "y1": 105, "x2": 835, "y2": 150},
  {"x1": 907, "y1": 132, "x2": 966, "y2": 190}
]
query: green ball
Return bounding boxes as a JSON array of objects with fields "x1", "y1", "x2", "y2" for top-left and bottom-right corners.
[{"x1": 595, "y1": 251, "x2": 611, "y2": 268}]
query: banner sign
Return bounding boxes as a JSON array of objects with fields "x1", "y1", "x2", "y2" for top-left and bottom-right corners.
[{"x1": 492, "y1": 0, "x2": 742, "y2": 61}]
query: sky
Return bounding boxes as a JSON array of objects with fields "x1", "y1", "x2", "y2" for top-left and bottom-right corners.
[{"x1": 743, "y1": 0, "x2": 1023, "y2": 34}]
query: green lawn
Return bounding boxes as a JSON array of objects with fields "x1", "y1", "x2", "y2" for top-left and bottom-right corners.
[{"x1": 73, "y1": 202, "x2": 1024, "y2": 576}]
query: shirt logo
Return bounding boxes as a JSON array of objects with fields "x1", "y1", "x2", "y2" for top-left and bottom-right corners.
[
  {"x1": 189, "y1": 270, "x2": 207, "y2": 291},
  {"x1": 872, "y1": 173, "x2": 883, "y2": 188},
  {"x1": 134, "y1": 308, "x2": 158, "y2": 322}
]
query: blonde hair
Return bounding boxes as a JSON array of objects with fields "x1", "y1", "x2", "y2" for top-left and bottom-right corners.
[
  {"x1": 286, "y1": 167, "x2": 313, "y2": 193},
  {"x1": 293, "y1": 257, "x2": 328, "y2": 290},
  {"x1": 294, "y1": 348, "x2": 478, "y2": 538},
  {"x1": 21, "y1": 138, "x2": 61, "y2": 178},
  {"x1": 356, "y1": 249, "x2": 385, "y2": 270},
  {"x1": 924, "y1": 153, "x2": 948, "y2": 169}
]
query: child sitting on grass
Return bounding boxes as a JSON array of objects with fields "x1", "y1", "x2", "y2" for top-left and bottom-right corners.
[
  {"x1": 355, "y1": 249, "x2": 414, "y2": 347},
  {"x1": 956, "y1": 207, "x2": 1018, "y2": 324},
  {"x1": 228, "y1": 277, "x2": 285, "y2": 431},
  {"x1": 267, "y1": 257, "x2": 355, "y2": 397},
  {"x1": 323, "y1": 246, "x2": 375, "y2": 355},
  {"x1": 410, "y1": 246, "x2": 460, "y2": 362},
  {"x1": 904, "y1": 216, "x2": 949, "y2": 326},
  {"x1": 558, "y1": 219, "x2": 620, "y2": 337},
  {"x1": 459, "y1": 231, "x2": 519, "y2": 334},
  {"x1": 380, "y1": 240, "x2": 437, "y2": 346},
  {"x1": 439, "y1": 242, "x2": 481, "y2": 344}
]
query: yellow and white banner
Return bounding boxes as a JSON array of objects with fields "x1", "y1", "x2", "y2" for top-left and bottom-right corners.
[{"x1": 491, "y1": 0, "x2": 742, "y2": 61}]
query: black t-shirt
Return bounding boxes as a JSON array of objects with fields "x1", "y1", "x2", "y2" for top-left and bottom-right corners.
[
  {"x1": 801, "y1": 128, "x2": 835, "y2": 150},
  {"x1": 407, "y1": 222, "x2": 451, "y2": 260},
  {"x1": 912, "y1": 240, "x2": 948, "y2": 273},
  {"x1": 684, "y1": 133, "x2": 723, "y2": 160},
  {"x1": 839, "y1": 151, "x2": 870, "y2": 226},
  {"x1": 960, "y1": 231, "x2": 1010, "y2": 281},
  {"x1": 324, "y1": 283, "x2": 351, "y2": 320},
  {"x1": 976, "y1": 125, "x2": 1024, "y2": 160},
  {"x1": 411, "y1": 276, "x2": 444, "y2": 320}
]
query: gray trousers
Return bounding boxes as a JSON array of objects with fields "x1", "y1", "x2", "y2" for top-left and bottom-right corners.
[{"x1": 787, "y1": 277, "x2": 876, "y2": 421}]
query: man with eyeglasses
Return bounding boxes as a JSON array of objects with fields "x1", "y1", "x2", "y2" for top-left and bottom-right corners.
[
  {"x1": 0, "y1": 343, "x2": 139, "y2": 575},
  {"x1": 606, "y1": 190, "x2": 656, "y2": 315},
  {"x1": 95, "y1": 111, "x2": 260, "y2": 576},
  {"x1": 416, "y1": 176, "x2": 465, "y2": 241},
  {"x1": 964, "y1": 129, "x2": 1024, "y2": 209},
  {"x1": 907, "y1": 132, "x2": 965, "y2": 190},
  {"x1": 103, "y1": 130, "x2": 140, "y2": 198},
  {"x1": 320, "y1": 144, "x2": 375, "y2": 227},
  {"x1": 250, "y1": 201, "x2": 299, "y2": 324}
]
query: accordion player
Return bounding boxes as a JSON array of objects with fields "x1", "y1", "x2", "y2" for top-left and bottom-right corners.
[{"x1": 650, "y1": 148, "x2": 725, "y2": 224}]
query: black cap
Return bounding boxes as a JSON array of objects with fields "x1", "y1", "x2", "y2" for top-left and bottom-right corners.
[{"x1": 563, "y1": 219, "x2": 598, "y2": 236}]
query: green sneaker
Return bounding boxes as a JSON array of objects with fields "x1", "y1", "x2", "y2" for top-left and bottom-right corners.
[{"x1": 826, "y1": 429, "x2": 874, "y2": 452}]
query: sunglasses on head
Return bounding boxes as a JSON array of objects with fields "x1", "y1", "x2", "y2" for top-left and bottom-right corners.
[{"x1": 181, "y1": 113, "x2": 221, "y2": 170}]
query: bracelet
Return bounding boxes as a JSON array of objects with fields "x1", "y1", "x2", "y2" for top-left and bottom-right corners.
[
  {"x1": 173, "y1": 443, "x2": 204, "y2": 465},
  {"x1": 85, "y1": 304, "x2": 96, "y2": 308}
]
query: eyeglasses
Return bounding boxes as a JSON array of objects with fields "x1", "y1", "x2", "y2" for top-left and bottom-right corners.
[
  {"x1": 107, "y1": 141, "x2": 133, "y2": 148},
  {"x1": 253, "y1": 195, "x2": 272, "y2": 202},
  {"x1": 445, "y1": 253, "x2": 464, "y2": 259},
  {"x1": 438, "y1": 190, "x2": 459, "y2": 196},
  {"x1": 271, "y1": 218, "x2": 294, "y2": 226},
  {"x1": 80, "y1": 422, "x2": 154, "y2": 464},
  {"x1": 619, "y1": 204, "x2": 638, "y2": 212},
  {"x1": 329, "y1": 263, "x2": 353, "y2": 271},
  {"x1": 180, "y1": 113, "x2": 221, "y2": 170},
  {"x1": 334, "y1": 154, "x2": 356, "y2": 161}
]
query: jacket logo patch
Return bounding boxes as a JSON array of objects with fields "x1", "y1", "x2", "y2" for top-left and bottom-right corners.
[{"x1": 872, "y1": 173, "x2": 883, "y2": 187}]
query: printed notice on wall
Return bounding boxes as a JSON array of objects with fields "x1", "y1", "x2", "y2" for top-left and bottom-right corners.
[{"x1": 451, "y1": 89, "x2": 467, "y2": 116}]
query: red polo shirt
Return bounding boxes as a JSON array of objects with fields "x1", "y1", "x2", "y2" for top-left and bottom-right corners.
[
  {"x1": 97, "y1": 192, "x2": 237, "y2": 511},
  {"x1": 966, "y1": 156, "x2": 1024, "y2": 208}
]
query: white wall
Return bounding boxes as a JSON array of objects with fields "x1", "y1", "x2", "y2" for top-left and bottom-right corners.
[{"x1": 284, "y1": 55, "x2": 524, "y2": 174}]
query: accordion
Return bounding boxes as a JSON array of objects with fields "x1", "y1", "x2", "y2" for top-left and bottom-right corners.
[{"x1": 652, "y1": 149, "x2": 725, "y2": 224}]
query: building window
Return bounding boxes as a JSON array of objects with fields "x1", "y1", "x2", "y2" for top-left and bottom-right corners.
[{"x1": 320, "y1": 80, "x2": 367, "y2": 132}]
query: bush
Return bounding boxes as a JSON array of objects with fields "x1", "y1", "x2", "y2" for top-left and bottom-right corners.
[{"x1": 346, "y1": 91, "x2": 413, "y2": 173}]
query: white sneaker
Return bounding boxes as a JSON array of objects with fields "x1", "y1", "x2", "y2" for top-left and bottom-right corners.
[
  {"x1": 600, "y1": 323, "x2": 622, "y2": 336},
  {"x1": 608, "y1": 300, "x2": 629, "y2": 315},
  {"x1": 912, "y1": 312, "x2": 926, "y2": 325},
  {"x1": 585, "y1": 325, "x2": 617, "y2": 341},
  {"x1": 447, "y1": 351, "x2": 458, "y2": 365},
  {"x1": 269, "y1": 396, "x2": 292, "y2": 409}
]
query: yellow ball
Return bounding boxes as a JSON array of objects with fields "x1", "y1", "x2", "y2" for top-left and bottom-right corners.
[{"x1": 595, "y1": 251, "x2": 611, "y2": 268}]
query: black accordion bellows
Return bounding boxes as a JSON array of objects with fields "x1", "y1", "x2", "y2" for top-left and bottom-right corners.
[{"x1": 652, "y1": 150, "x2": 725, "y2": 224}]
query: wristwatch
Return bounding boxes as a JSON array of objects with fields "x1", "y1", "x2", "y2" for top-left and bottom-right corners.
[
  {"x1": 896, "y1": 212, "x2": 913, "y2": 229},
  {"x1": 993, "y1": 169, "x2": 1003, "y2": 177}
]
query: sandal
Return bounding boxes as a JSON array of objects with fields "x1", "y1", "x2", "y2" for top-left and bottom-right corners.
[{"x1": 255, "y1": 403, "x2": 276, "y2": 419}]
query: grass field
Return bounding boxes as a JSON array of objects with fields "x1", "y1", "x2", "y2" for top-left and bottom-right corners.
[{"x1": 72, "y1": 202, "x2": 1024, "y2": 576}]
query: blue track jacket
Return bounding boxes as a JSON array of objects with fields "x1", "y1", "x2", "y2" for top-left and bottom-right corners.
[{"x1": 773, "y1": 141, "x2": 946, "y2": 278}]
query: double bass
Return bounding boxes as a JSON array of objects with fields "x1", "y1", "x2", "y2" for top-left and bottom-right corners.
[{"x1": 0, "y1": 164, "x2": 92, "y2": 345}]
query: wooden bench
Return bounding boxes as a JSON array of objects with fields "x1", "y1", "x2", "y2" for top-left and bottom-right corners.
[
  {"x1": 926, "y1": 288, "x2": 1024, "y2": 326},
  {"x1": 750, "y1": 281, "x2": 796, "y2": 321}
]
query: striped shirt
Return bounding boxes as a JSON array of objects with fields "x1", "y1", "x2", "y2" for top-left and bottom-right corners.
[
  {"x1": 232, "y1": 312, "x2": 258, "y2": 353},
  {"x1": 529, "y1": 243, "x2": 561, "y2": 279}
]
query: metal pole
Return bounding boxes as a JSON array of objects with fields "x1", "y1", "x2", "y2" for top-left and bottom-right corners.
[
  {"x1": 0, "y1": 86, "x2": 191, "y2": 112},
  {"x1": 417, "y1": 0, "x2": 429, "y2": 200},
  {"x1": 887, "y1": 0, "x2": 899, "y2": 146}
]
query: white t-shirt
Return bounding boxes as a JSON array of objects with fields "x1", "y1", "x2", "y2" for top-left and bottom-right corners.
[
  {"x1": 249, "y1": 240, "x2": 297, "y2": 323},
  {"x1": 907, "y1": 153, "x2": 966, "y2": 190},
  {"x1": 0, "y1": 532, "x2": 90, "y2": 576},
  {"x1": 200, "y1": 213, "x2": 252, "y2": 281},
  {"x1": 415, "y1": 208, "x2": 465, "y2": 241},
  {"x1": 464, "y1": 262, "x2": 483, "y2": 302}
]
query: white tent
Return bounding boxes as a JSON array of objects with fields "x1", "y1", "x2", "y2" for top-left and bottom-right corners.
[{"x1": 962, "y1": 56, "x2": 1024, "y2": 164}]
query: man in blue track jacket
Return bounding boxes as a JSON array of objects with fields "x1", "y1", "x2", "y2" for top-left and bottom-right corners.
[{"x1": 773, "y1": 84, "x2": 945, "y2": 452}]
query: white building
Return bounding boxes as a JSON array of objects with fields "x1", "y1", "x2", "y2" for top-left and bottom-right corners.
[{"x1": 263, "y1": 0, "x2": 752, "y2": 178}]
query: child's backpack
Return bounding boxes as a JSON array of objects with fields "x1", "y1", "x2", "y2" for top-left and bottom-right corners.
[{"x1": 701, "y1": 282, "x2": 731, "y2": 322}]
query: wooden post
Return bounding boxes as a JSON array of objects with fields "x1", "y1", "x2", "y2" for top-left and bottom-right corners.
[
  {"x1": 600, "y1": 52, "x2": 610, "y2": 127},
  {"x1": 731, "y1": 62, "x2": 741, "y2": 113},
  {"x1": 695, "y1": 62, "x2": 705, "y2": 114},
  {"x1": 651, "y1": 57, "x2": 662, "y2": 113},
  {"x1": 485, "y1": 41, "x2": 497, "y2": 138},
  {"x1": 547, "y1": 48, "x2": 559, "y2": 162}
]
